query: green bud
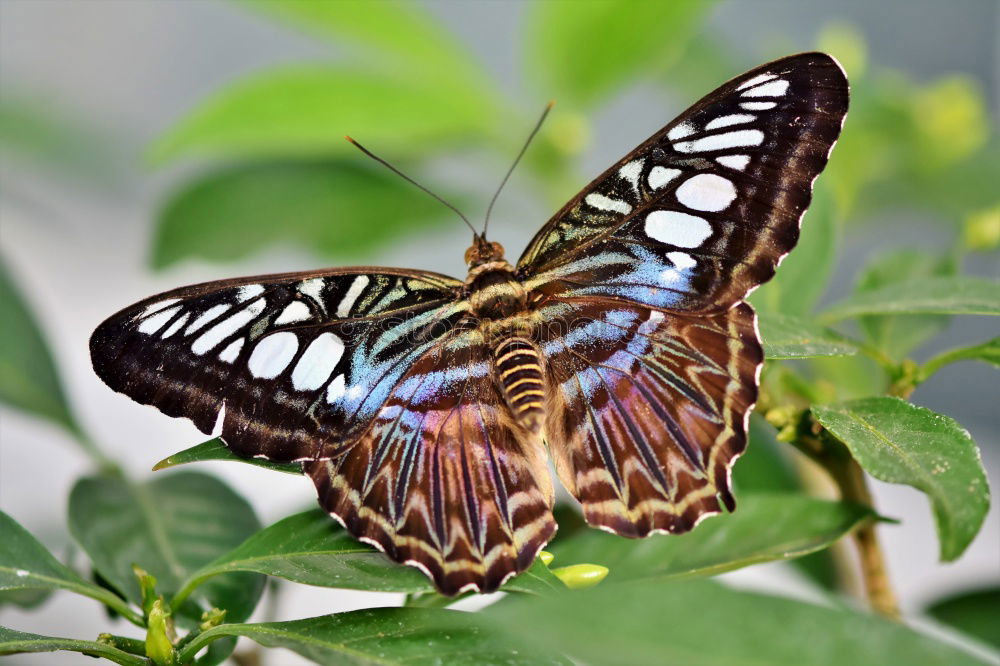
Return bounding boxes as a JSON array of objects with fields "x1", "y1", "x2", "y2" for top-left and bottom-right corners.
[
  {"x1": 538, "y1": 550, "x2": 555, "y2": 567},
  {"x1": 962, "y1": 205, "x2": 1000, "y2": 252},
  {"x1": 145, "y1": 598, "x2": 176, "y2": 666},
  {"x1": 132, "y1": 564, "x2": 158, "y2": 617},
  {"x1": 551, "y1": 564, "x2": 609, "y2": 589},
  {"x1": 200, "y1": 607, "x2": 227, "y2": 631}
]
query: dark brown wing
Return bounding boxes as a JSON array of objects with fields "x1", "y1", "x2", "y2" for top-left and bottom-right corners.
[
  {"x1": 519, "y1": 52, "x2": 848, "y2": 313},
  {"x1": 538, "y1": 298, "x2": 761, "y2": 535},
  {"x1": 306, "y1": 327, "x2": 555, "y2": 595},
  {"x1": 90, "y1": 267, "x2": 463, "y2": 462}
]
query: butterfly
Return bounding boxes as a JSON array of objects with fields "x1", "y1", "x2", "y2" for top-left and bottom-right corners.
[{"x1": 91, "y1": 52, "x2": 848, "y2": 595}]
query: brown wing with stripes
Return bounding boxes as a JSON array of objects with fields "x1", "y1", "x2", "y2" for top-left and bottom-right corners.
[
  {"x1": 538, "y1": 299, "x2": 761, "y2": 536},
  {"x1": 306, "y1": 326, "x2": 555, "y2": 595}
]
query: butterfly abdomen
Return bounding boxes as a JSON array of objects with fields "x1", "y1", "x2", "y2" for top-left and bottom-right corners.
[{"x1": 493, "y1": 336, "x2": 545, "y2": 433}]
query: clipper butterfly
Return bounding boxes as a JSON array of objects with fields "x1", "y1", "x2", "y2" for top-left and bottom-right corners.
[{"x1": 91, "y1": 53, "x2": 849, "y2": 595}]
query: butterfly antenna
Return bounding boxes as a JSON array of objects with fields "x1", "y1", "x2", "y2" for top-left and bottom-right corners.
[
  {"x1": 345, "y1": 136, "x2": 478, "y2": 237},
  {"x1": 482, "y1": 100, "x2": 554, "y2": 238}
]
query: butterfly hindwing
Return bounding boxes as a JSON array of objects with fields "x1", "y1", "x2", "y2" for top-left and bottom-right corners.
[
  {"x1": 307, "y1": 327, "x2": 555, "y2": 594},
  {"x1": 519, "y1": 52, "x2": 848, "y2": 313},
  {"x1": 539, "y1": 298, "x2": 761, "y2": 535},
  {"x1": 90, "y1": 268, "x2": 462, "y2": 461}
]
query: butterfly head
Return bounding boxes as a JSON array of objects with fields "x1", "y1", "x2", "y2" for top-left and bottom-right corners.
[{"x1": 464, "y1": 235, "x2": 506, "y2": 268}]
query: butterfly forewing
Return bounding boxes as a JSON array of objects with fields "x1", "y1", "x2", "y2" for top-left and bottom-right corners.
[
  {"x1": 91, "y1": 268, "x2": 462, "y2": 461},
  {"x1": 519, "y1": 52, "x2": 848, "y2": 313}
]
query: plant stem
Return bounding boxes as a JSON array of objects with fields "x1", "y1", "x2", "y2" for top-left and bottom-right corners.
[{"x1": 827, "y1": 457, "x2": 900, "y2": 619}]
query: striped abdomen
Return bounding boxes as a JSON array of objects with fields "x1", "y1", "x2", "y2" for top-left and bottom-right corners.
[{"x1": 494, "y1": 336, "x2": 545, "y2": 433}]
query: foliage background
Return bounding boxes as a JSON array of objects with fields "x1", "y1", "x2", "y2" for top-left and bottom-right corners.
[{"x1": 0, "y1": 0, "x2": 997, "y2": 663}]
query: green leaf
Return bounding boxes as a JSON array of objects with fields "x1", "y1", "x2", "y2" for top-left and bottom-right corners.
[
  {"x1": 752, "y1": 183, "x2": 838, "y2": 317},
  {"x1": 926, "y1": 587, "x2": 1000, "y2": 648},
  {"x1": 922, "y1": 337, "x2": 1000, "y2": 379},
  {"x1": 178, "y1": 608, "x2": 570, "y2": 666},
  {"x1": 732, "y1": 417, "x2": 802, "y2": 494},
  {"x1": 759, "y1": 312, "x2": 859, "y2": 359},
  {"x1": 174, "y1": 510, "x2": 563, "y2": 604},
  {"x1": 152, "y1": 160, "x2": 465, "y2": 269},
  {"x1": 526, "y1": 0, "x2": 717, "y2": 107},
  {"x1": 486, "y1": 579, "x2": 991, "y2": 666},
  {"x1": 68, "y1": 472, "x2": 264, "y2": 628},
  {"x1": 0, "y1": 626, "x2": 146, "y2": 666},
  {"x1": 549, "y1": 494, "x2": 872, "y2": 582},
  {"x1": 855, "y1": 250, "x2": 957, "y2": 358},
  {"x1": 0, "y1": 256, "x2": 78, "y2": 434},
  {"x1": 0, "y1": 511, "x2": 143, "y2": 626},
  {"x1": 812, "y1": 397, "x2": 990, "y2": 561},
  {"x1": 732, "y1": 418, "x2": 842, "y2": 589},
  {"x1": 235, "y1": 0, "x2": 486, "y2": 92},
  {"x1": 150, "y1": 66, "x2": 498, "y2": 165},
  {"x1": 153, "y1": 438, "x2": 302, "y2": 475},
  {"x1": 820, "y1": 277, "x2": 1000, "y2": 321}
]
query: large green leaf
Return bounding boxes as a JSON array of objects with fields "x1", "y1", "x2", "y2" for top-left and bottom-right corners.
[
  {"x1": 173, "y1": 509, "x2": 563, "y2": 605},
  {"x1": 153, "y1": 438, "x2": 302, "y2": 475},
  {"x1": 68, "y1": 472, "x2": 264, "y2": 627},
  {"x1": 152, "y1": 160, "x2": 465, "y2": 269},
  {"x1": 926, "y1": 587, "x2": 1000, "y2": 648},
  {"x1": 812, "y1": 397, "x2": 990, "y2": 561},
  {"x1": 820, "y1": 277, "x2": 1000, "y2": 321},
  {"x1": 526, "y1": 0, "x2": 717, "y2": 107},
  {"x1": 549, "y1": 494, "x2": 871, "y2": 583},
  {"x1": 177, "y1": 608, "x2": 570, "y2": 666},
  {"x1": 0, "y1": 511, "x2": 142, "y2": 626},
  {"x1": 855, "y1": 250, "x2": 957, "y2": 358},
  {"x1": 486, "y1": 579, "x2": 990, "y2": 666},
  {"x1": 0, "y1": 256, "x2": 78, "y2": 434},
  {"x1": 752, "y1": 183, "x2": 838, "y2": 317},
  {"x1": 0, "y1": 626, "x2": 146, "y2": 666},
  {"x1": 759, "y1": 313, "x2": 858, "y2": 359},
  {"x1": 150, "y1": 66, "x2": 498, "y2": 165},
  {"x1": 235, "y1": 0, "x2": 487, "y2": 92}
]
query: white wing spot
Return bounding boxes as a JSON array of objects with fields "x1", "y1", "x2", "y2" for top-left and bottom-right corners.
[
  {"x1": 248, "y1": 332, "x2": 299, "y2": 379},
  {"x1": 675, "y1": 129, "x2": 764, "y2": 153},
  {"x1": 645, "y1": 210, "x2": 713, "y2": 248},
  {"x1": 675, "y1": 174, "x2": 737, "y2": 212},
  {"x1": 666, "y1": 122, "x2": 695, "y2": 140},
  {"x1": 737, "y1": 73, "x2": 777, "y2": 90},
  {"x1": 667, "y1": 251, "x2": 697, "y2": 270},
  {"x1": 618, "y1": 159, "x2": 644, "y2": 193},
  {"x1": 716, "y1": 155, "x2": 751, "y2": 170},
  {"x1": 584, "y1": 193, "x2": 632, "y2": 215},
  {"x1": 291, "y1": 332, "x2": 345, "y2": 391},
  {"x1": 742, "y1": 79, "x2": 789, "y2": 97},
  {"x1": 160, "y1": 312, "x2": 190, "y2": 338},
  {"x1": 137, "y1": 306, "x2": 181, "y2": 335},
  {"x1": 298, "y1": 278, "x2": 328, "y2": 313},
  {"x1": 647, "y1": 166, "x2": 681, "y2": 190},
  {"x1": 218, "y1": 338, "x2": 244, "y2": 363},
  {"x1": 336, "y1": 275, "x2": 369, "y2": 318},
  {"x1": 741, "y1": 101, "x2": 777, "y2": 111},
  {"x1": 326, "y1": 374, "x2": 346, "y2": 403},
  {"x1": 138, "y1": 299, "x2": 180, "y2": 319},
  {"x1": 236, "y1": 285, "x2": 264, "y2": 302},
  {"x1": 186, "y1": 303, "x2": 232, "y2": 335},
  {"x1": 275, "y1": 300, "x2": 311, "y2": 325},
  {"x1": 648, "y1": 310, "x2": 665, "y2": 324},
  {"x1": 705, "y1": 113, "x2": 756, "y2": 130},
  {"x1": 192, "y1": 298, "x2": 266, "y2": 356}
]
